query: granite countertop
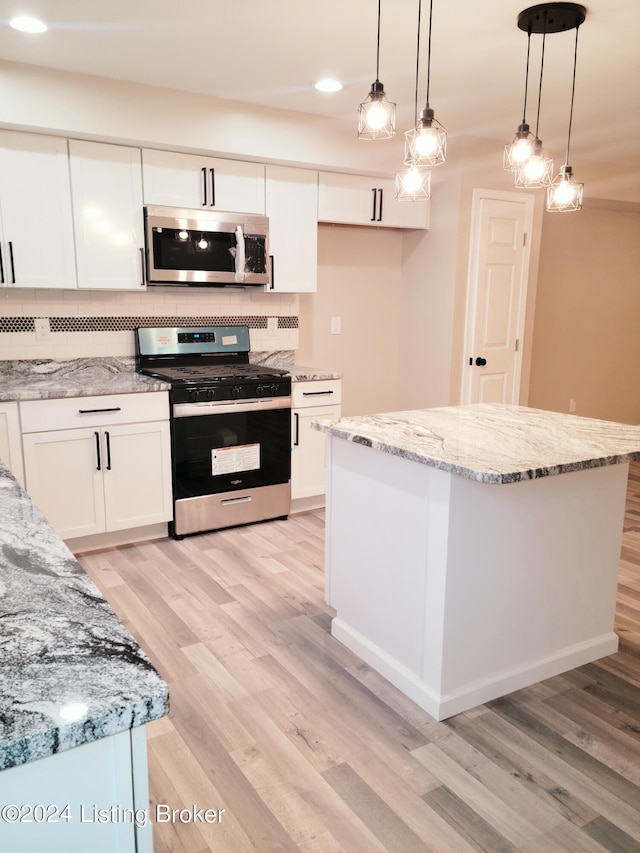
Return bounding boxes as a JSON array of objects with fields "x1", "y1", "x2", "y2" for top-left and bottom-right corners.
[
  {"x1": 289, "y1": 365, "x2": 343, "y2": 382},
  {"x1": 313, "y1": 402, "x2": 640, "y2": 484},
  {"x1": 0, "y1": 460, "x2": 169, "y2": 771},
  {"x1": 0, "y1": 357, "x2": 169, "y2": 402}
]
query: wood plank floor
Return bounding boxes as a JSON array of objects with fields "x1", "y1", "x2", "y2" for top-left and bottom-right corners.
[{"x1": 78, "y1": 462, "x2": 640, "y2": 852}]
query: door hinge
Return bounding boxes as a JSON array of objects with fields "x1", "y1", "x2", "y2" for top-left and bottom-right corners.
[
  {"x1": 523, "y1": 232, "x2": 528, "y2": 247},
  {"x1": 515, "y1": 337, "x2": 520, "y2": 352}
]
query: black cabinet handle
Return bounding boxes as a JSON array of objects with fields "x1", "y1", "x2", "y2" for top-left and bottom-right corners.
[
  {"x1": 0, "y1": 244, "x2": 4, "y2": 284},
  {"x1": 105, "y1": 431, "x2": 112, "y2": 470},
  {"x1": 302, "y1": 390, "x2": 334, "y2": 396},
  {"x1": 294, "y1": 412, "x2": 300, "y2": 446},
  {"x1": 371, "y1": 187, "x2": 377, "y2": 221},
  {"x1": 475, "y1": 357, "x2": 487, "y2": 366},
  {"x1": 139, "y1": 247, "x2": 146, "y2": 287},
  {"x1": 269, "y1": 254, "x2": 275, "y2": 290},
  {"x1": 8, "y1": 241, "x2": 15, "y2": 284},
  {"x1": 210, "y1": 168, "x2": 216, "y2": 206},
  {"x1": 78, "y1": 407, "x2": 122, "y2": 414},
  {"x1": 95, "y1": 431, "x2": 101, "y2": 471},
  {"x1": 377, "y1": 188, "x2": 383, "y2": 221},
  {"x1": 201, "y1": 167, "x2": 207, "y2": 206}
]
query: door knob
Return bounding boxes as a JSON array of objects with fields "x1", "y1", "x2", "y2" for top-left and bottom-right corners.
[{"x1": 475, "y1": 356, "x2": 487, "y2": 366}]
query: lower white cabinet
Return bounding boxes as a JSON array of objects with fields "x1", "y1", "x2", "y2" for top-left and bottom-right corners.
[
  {"x1": 20, "y1": 393, "x2": 172, "y2": 540},
  {"x1": 291, "y1": 380, "x2": 341, "y2": 505},
  {"x1": 0, "y1": 401, "x2": 25, "y2": 487}
]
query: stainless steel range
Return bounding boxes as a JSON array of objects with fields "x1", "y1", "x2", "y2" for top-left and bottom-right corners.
[{"x1": 135, "y1": 326, "x2": 291, "y2": 538}]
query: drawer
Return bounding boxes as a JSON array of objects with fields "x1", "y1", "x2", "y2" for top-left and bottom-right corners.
[
  {"x1": 20, "y1": 392, "x2": 169, "y2": 433},
  {"x1": 292, "y1": 380, "x2": 341, "y2": 409}
]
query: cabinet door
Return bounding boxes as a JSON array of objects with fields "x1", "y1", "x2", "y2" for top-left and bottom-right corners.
[
  {"x1": 22, "y1": 428, "x2": 106, "y2": 538},
  {"x1": 0, "y1": 401, "x2": 25, "y2": 487},
  {"x1": 0, "y1": 132, "x2": 77, "y2": 288},
  {"x1": 102, "y1": 421, "x2": 173, "y2": 531},
  {"x1": 69, "y1": 140, "x2": 146, "y2": 291},
  {"x1": 141, "y1": 149, "x2": 265, "y2": 214},
  {"x1": 318, "y1": 172, "x2": 429, "y2": 230},
  {"x1": 266, "y1": 165, "x2": 317, "y2": 293},
  {"x1": 291, "y1": 404, "x2": 341, "y2": 500}
]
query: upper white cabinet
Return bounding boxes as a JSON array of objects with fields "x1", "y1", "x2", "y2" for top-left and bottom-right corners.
[
  {"x1": 141, "y1": 149, "x2": 265, "y2": 214},
  {"x1": 0, "y1": 132, "x2": 77, "y2": 289},
  {"x1": 69, "y1": 140, "x2": 146, "y2": 291},
  {"x1": 318, "y1": 172, "x2": 429, "y2": 230},
  {"x1": 265, "y1": 165, "x2": 318, "y2": 293}
]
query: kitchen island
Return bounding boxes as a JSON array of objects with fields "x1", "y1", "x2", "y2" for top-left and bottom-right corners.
[
  {"x1": 314, "y1": 403, "x2": 640, "y2": 721},
  {"x1": 0, "y1": 459, "x2": 169, "y2": 852}
]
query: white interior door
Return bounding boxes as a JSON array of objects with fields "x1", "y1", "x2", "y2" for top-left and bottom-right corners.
[{"x1": 461, "y1": 190, "x2": 534, "y2": 404}]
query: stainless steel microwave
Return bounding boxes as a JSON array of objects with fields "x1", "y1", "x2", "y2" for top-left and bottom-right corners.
[{"x1": 144, "y1": 206, "x2": 270, "y2": 287}]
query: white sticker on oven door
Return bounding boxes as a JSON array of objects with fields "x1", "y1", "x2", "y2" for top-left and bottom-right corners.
[
  {"x1": 156, "y1": 333, "x2": 172, "y2": 348},
  {"x1": 221, "y1": 335, "x2": 238, "y2": 346},
  {"x1": 211, "y1": 443, "x2": 260, "y2": 475}
]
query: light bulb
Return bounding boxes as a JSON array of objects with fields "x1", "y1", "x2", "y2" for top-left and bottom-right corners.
[
  {"x1": 197, "y1": 238, "x2": 209, "y2": 250},
  {"x1": 512, "y1": 138, "x2": 533, "y2": 164},
  {"x1": 366, "y1": 101, "x2": 390, "y2": 131},
  {"x1": 524, "y1": 156, "x2": 545, "y2": 181},
  {"x1": 177, "y1": 230, "x2": 189, "y2": 241},
  {"x1": 401, "y1": 167, "x2": 423, "y2": 194},
  {"x1": 552, "y1": 180, "x2": 577, "y2": 206},
  {"x1": 415, "y1": 128, "x2": 439, "y2": 158}
]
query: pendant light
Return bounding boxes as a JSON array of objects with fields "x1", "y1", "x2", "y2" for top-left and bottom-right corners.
[
  {"x1": 358, "y1": 0, "x2": 396, "y2": 139},
  {"x1": 396, "y1": 0, "x2": 431, "y2": 200},
  {"x1": 403, "y1": 0, "x2": 446, "y2": 168},
  {"x1": 503, "y1": 28, "x2": 536, "y2": 170},
  {"x1": 514, "y1": 9, "x2": 553, "y2": 189},
  {"x1": 547, "y1": 9, "x2": 586, "y2": 211}
]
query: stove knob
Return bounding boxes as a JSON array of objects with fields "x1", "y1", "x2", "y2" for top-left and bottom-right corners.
[
  {"x1": 189, "y1": 389, "x2": 198, "y2": 403},
  {"x1": 206, "y1": 388, "x2": 216, "y2": 401},
  {"x1": 256, "y1": 385, "x2": 264, "y2": 397},
  {"x1": 270, "y1": 384, "x2": 279, "y2": 395},
  {"x1": 231, "y1": 386, "x2": 242, "y2": 399}
]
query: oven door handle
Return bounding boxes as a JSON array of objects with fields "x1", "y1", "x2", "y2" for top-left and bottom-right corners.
[
  {"x1": 173, "y1": 397, "x2": 291, "y2": 417},
  {"x1": 234, "y1": 225, "x2": 246, "y2": 283}
]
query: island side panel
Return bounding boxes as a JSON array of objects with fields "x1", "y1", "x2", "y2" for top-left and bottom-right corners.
[
  {"x1": 438, "y1": 462, "x2": 627, "y2": 715},
  {"x1": 324, "y1": 437, "x2": 452, "y2": 714}
]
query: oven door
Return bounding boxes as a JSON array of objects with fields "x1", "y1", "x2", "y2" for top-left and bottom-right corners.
[{"x1": 171, "y1": 396, "x2": 291, "y2": 535}]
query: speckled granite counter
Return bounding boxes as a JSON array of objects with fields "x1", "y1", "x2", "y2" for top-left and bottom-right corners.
[
  {"x1": 321, "y1": 402, "x2": 640, "y2": 720},
  {"x1": 0, "y1": 357, "x2": 169, "y2": 401},
  {"x1": 289, "y1": 365, "x2": 343, "y2": 382},
  {"x1": 0, "y1": 459, "x2": 168, "y2": 771},
  {"x1": 314, "y1": 402, "x2": 640, "y2": 483}
]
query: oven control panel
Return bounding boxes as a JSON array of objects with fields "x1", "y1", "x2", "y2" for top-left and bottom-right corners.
[{"x1": 172, "y1": 379, "x2": 291, "y2": 405}]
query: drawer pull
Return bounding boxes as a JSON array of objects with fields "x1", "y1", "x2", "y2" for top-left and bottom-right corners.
[
  {"x1": 95, "y1": 431, "x2": 101, "y2": 471},
  {"x1": 221, "y1": 495, "x2": 252, "y2": 506},
  {"x1": 294, "y1": 412, "x2": 300, "y2": 446},
  {"x1": 78, "y1": 407, "x2": 122, "y2": 414},
  {"x1": 302, "y1": 390, "x2": 334, "y2": 396}
]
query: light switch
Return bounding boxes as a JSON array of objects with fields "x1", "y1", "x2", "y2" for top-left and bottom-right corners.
[{"x1": 331, "y1": 316, "x2": 341, "y2": 335}]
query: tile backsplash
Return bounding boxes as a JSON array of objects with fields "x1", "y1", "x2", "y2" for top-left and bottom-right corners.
[{"x1": 0, "y1": 287, "x2": 299, "y2": 360}]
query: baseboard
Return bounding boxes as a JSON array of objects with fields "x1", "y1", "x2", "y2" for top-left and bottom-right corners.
[{"x1": 67, "y1": 523, "x2": 169, "y2": 555}]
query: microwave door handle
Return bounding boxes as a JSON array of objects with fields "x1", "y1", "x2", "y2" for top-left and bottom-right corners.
[{"x1": 234, "y1": 225, "x2": 246, "y2": 283}]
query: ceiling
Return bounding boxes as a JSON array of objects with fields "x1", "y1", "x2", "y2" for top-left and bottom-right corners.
[{"x1": 0, "y1": 0, "x2": 638, "y2": 172}]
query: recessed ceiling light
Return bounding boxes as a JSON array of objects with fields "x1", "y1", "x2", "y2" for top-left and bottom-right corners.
[
  {"x1": 10, "y1": 16, "x2": 48, "y2": 34},
  {"x1": 315, "y1": 78, "x2": 343, "y2": 93}
]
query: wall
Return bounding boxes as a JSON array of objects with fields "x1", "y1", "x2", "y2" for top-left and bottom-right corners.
[
  {"x1": 528, "y1": 200, "x2": 640, "y2": 424},
  {"x1": 298, "y1": 225, "x2": 403, "y2": 417}
]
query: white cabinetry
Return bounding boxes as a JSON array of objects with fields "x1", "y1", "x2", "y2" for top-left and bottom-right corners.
[
  {"x1": 0, "y1": 401, "x2": 25, "y2": 487},
  {"x1": 318, "y1": 172, "x2": 429, "y2": 230},
  {"x1": 69, "y1": 140, "x2": 145, "y2": 291},
  {"x1": 291, "y1": 380, "x2": 341, "y2": 508},
  {"x1": 265, "y1": 165, "x2": 318, "y2": 293},
  {"x1": 0, "y1": 132, "x2": 77, "y2": 289},
  {"x1": 141, "y1": 148, "x2": 265, "y2": 214},
  {"x1": 20, "y1": 393, "x2": 172, "y2": 541}
]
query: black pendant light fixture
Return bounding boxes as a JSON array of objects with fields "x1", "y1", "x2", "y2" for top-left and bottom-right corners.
[
  {"x1": 403, "y1": 0, "x2": 446, "y2": 168},
  {"x1": 547, "y1": 7, "x2": 586, "y2": 211},
  {"x1": 358, "y1": 0, "x2": 396, "y2": 139},
  {"x1": 396, "y1": 0, "x2": 431, "y2": 200}
]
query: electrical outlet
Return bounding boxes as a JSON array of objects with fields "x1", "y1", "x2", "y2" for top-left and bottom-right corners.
[
  {"x1": 267, "y1": 317, "x2": 278, "y2": 336},
  {"x1": 34, "y1": 318, "x2": 52, "y2": 341},
  {"x1": 331, "y1": 316, "x2": 341, "y2": 335}
]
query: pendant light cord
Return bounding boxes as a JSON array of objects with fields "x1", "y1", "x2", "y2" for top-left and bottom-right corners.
[
  {"x1": 521, "y1": 29, "x2": 531, "y2": 124},
  {"x1": 425, "y1": 0, "x2": 433, "y2": 108},
  {"x1": 375, "y1": 0, "x2": 382, "y2": 82},
  {"x1": 413, "y1": 0, "x2": 422, "y2": 123},
  {"x1": 564, "y1": 21, "x2": 580, "y2": 165},
  {"x1": 534, "y1": 18, "x2": 547, "y2": 138}
]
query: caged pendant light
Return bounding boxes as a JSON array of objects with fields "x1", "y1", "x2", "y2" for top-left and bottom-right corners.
[
  {"x1": 547, "y1": 7, "x2": 586, "y2": 211},
  {"x1": 358, "y1": 0, "x2": 396, "y2": 139},
  {"x1": 396, "y1": 0, "x2": 432, "y2": 200},
  {"x1": 403, "y1": 0, "x2": 446, "y2": 169},
  {"x1": 503, "y1": 27, "x2": 536, "y2": 171}
]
